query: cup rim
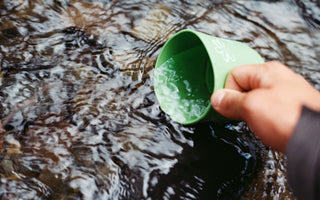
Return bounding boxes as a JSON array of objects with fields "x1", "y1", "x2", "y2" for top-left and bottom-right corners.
[{"x1": 154, "y1": 29, "x2": 214, "y2": 125}]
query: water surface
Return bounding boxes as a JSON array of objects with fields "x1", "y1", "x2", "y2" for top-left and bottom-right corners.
[{"x1": 0, "y1": 0, "x2": 319, "y2": 199}]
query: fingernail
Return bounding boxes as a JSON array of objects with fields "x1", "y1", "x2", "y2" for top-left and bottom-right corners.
[{"x1": 212, "y1": 90, "x2": 225, "y2": 108}]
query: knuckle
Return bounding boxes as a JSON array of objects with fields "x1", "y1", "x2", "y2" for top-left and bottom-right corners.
[{"x1": 266, "y1": 61, "x2": 283, "y2": 68}]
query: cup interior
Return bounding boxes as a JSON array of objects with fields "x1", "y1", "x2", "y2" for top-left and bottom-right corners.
[{"x1": 154, "y1": 31, "x2": 214, "y2": 124}]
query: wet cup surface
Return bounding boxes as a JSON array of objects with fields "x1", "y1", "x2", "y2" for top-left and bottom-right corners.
[{"x1": 154, "y1": 29, "x2": 264, "y2": 125}]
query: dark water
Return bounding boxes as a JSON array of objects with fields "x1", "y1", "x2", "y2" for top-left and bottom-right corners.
[{"x1": 0, "y1": 0, "x2": 319, "y2": 199}]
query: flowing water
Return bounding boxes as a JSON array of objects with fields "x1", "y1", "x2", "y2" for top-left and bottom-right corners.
[{"x1": 0, "y1": 0, "x2": 319, "y2": 199}]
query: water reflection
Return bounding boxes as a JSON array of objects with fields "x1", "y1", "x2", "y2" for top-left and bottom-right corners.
[{"x1": 0, "y1": 0, "x2": 319, "y2": 199}]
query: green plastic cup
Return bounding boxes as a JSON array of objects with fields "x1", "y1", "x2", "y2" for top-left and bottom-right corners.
[{"x1": 154, "y1": 29, "x2": 264, "y2": 125}]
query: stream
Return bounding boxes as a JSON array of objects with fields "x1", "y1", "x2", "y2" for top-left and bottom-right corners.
[{"x1": 0, "y1": 0, "x2": 319, "y2": 199}]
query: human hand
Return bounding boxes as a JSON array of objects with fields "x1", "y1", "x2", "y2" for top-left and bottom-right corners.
[{"x1": 211, "y1": 61, "x2": 320, "y2": 152}]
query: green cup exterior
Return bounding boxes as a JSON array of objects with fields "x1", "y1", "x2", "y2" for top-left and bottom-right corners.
[{"x1": 154, "y1": 29, "x2": 264, "y2": 125}]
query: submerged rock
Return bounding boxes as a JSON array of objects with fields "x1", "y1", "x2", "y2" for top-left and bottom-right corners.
[
  {"x1": 241, "y1": 149, "x2": 295, "y2": 199},
  {"x1": 60, "y1": 0, "x2": 129, "y2": 37},
  {"x1": 130, "y1": 4, "x2": 177, "y2": 43}
]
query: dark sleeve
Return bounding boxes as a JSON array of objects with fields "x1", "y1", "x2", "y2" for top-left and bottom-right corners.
[{"x1": 286, "y1": 106, "x2": 320, "y2": 200}]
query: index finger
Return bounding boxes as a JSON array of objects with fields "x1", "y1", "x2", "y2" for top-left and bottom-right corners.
[{"x1": 224, "y1": 62, "x2": 280, "y2": 91}]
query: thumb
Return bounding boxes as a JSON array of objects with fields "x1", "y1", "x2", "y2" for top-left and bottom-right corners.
[{"x1": 211, "y1": 89, "x2": 246, "y2": 120}]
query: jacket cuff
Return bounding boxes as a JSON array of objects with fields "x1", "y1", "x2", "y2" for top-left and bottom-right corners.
[{"x1": 286, "y1": 106, "x2": 320, "y2": 200}]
